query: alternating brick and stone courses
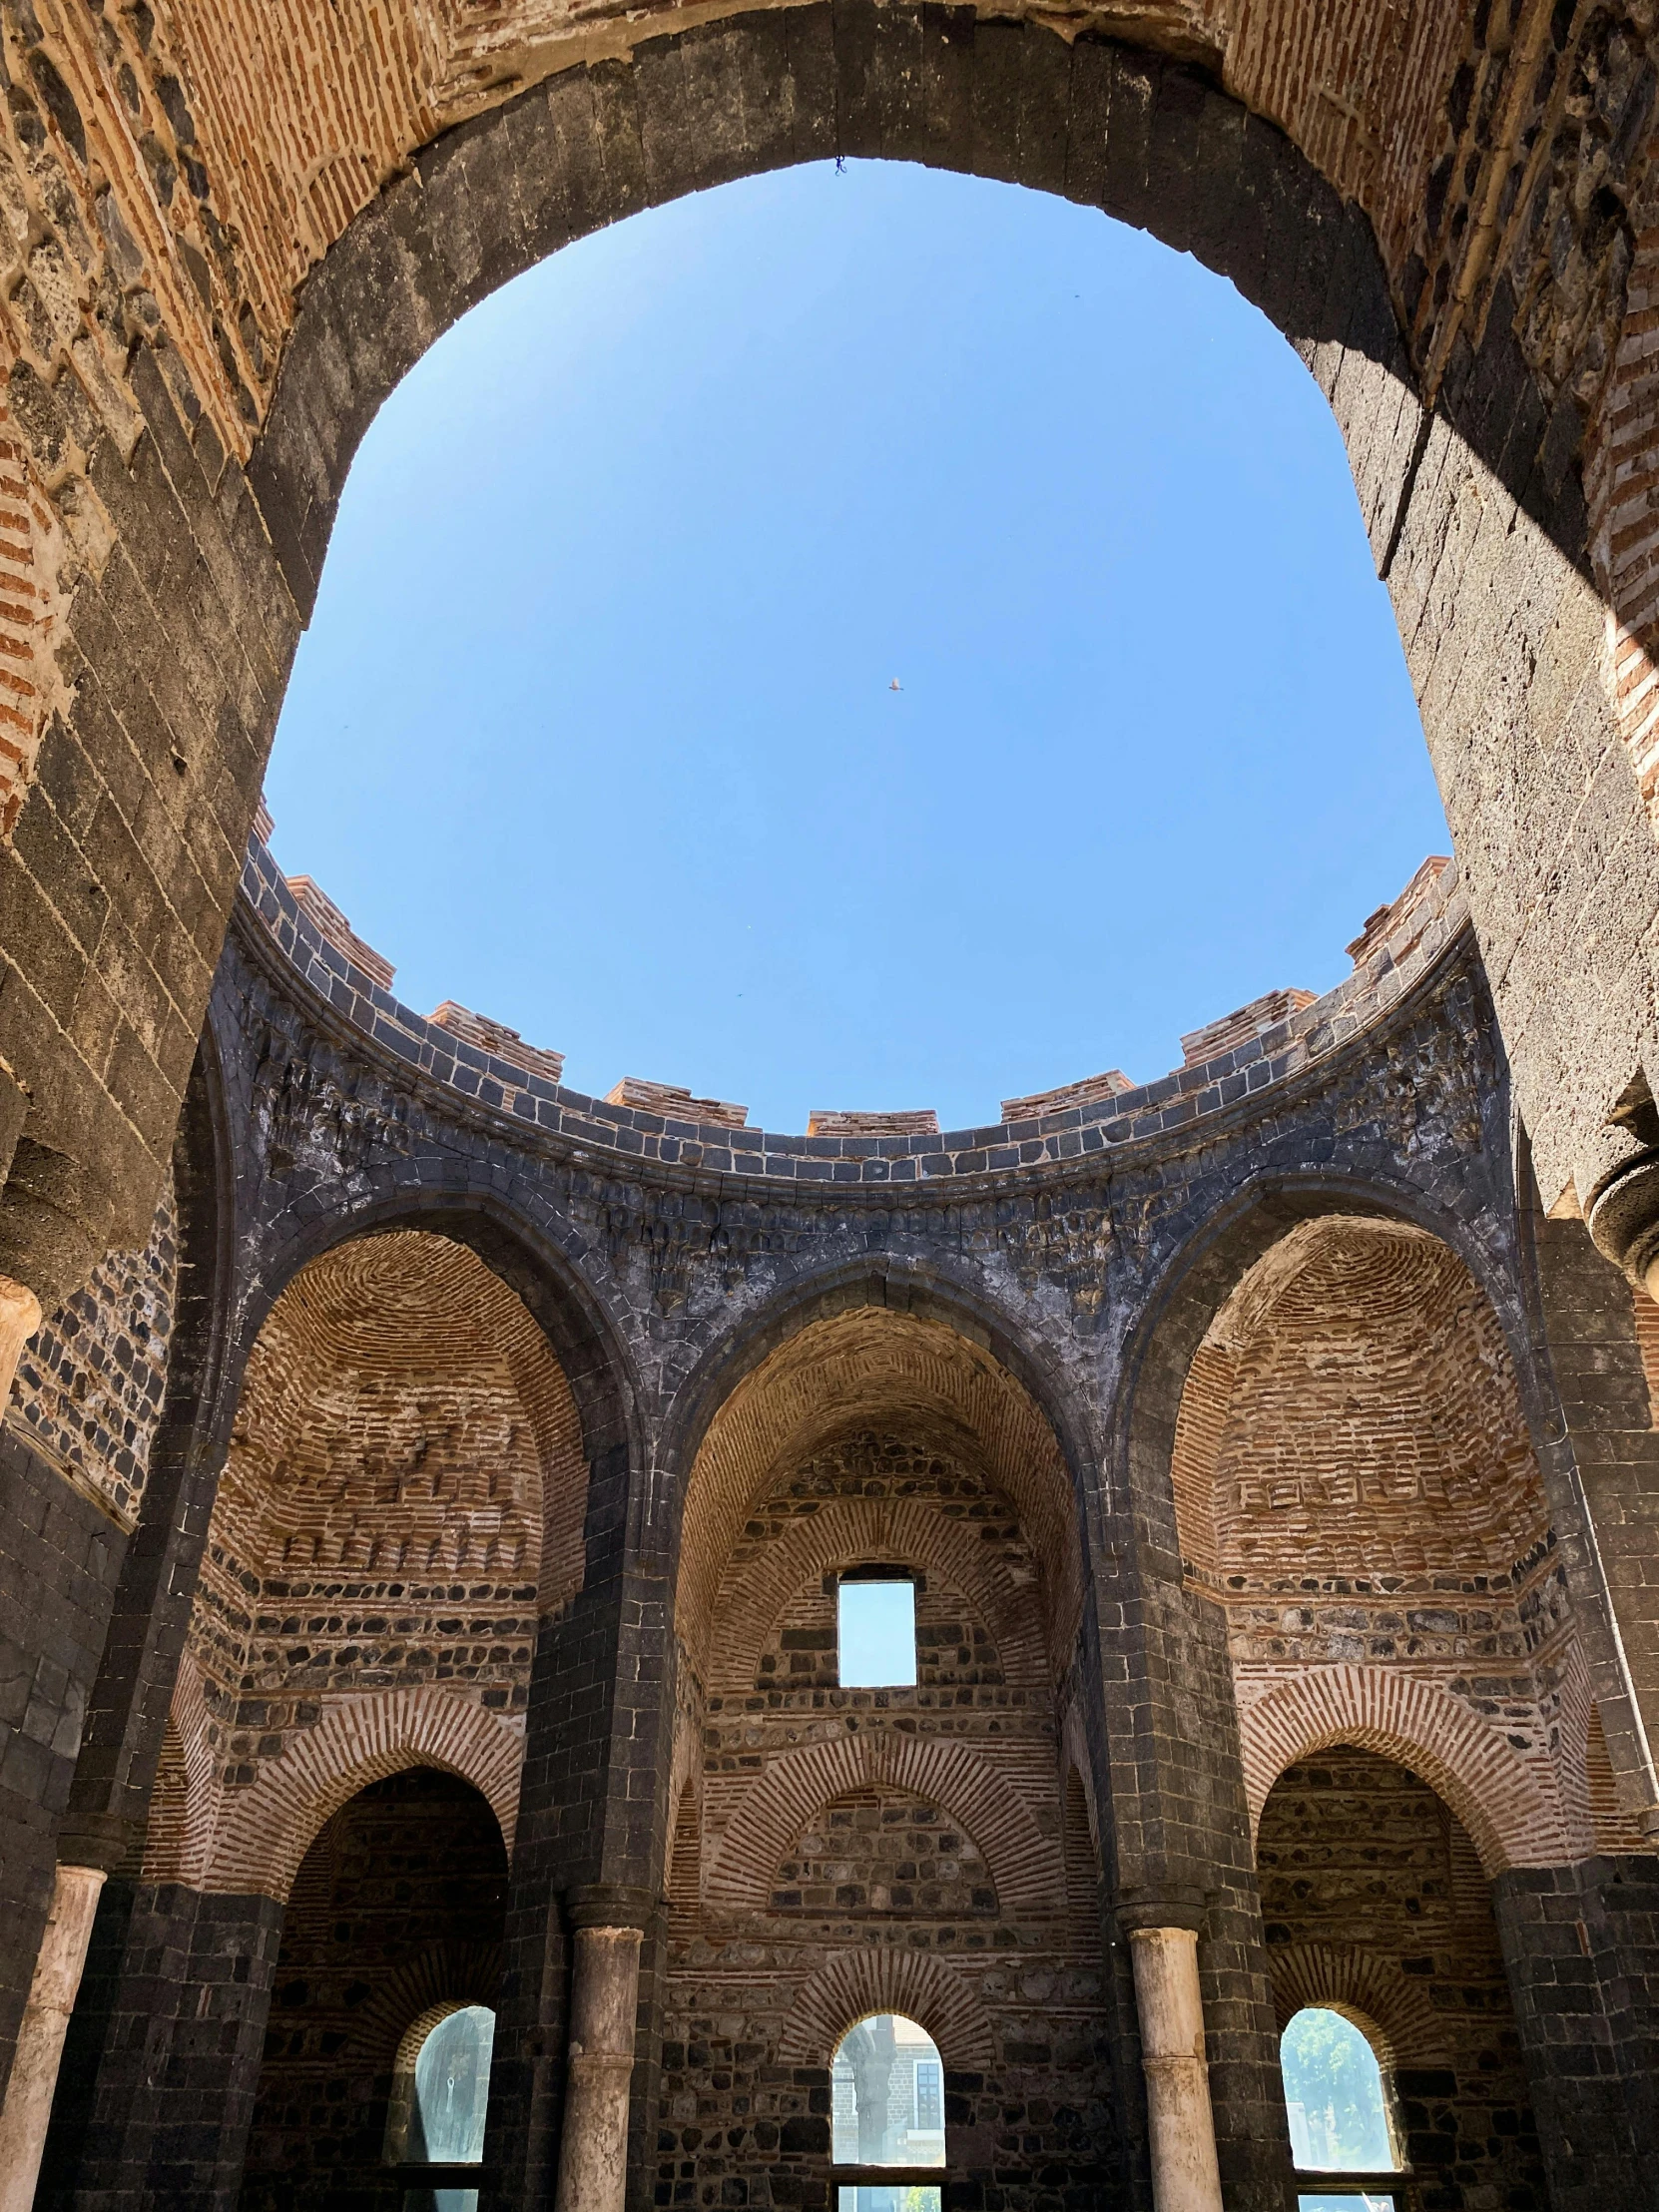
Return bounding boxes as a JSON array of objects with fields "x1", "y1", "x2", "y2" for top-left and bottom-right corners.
[
  {"x1": 0, "y1": 830, "x2": 1650, "y2": 2210},
  {"x1": 5, "y1": 0, "x2": 1659, "y2": 2198}
]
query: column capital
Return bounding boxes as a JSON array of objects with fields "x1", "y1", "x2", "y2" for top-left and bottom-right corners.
[
  {"x1": 566, "y1": 1882, "x2": 655, "y2": 1932},
  {"x1": 1113, "y1": 1886, "x2": 1207, "y2": 1936}
]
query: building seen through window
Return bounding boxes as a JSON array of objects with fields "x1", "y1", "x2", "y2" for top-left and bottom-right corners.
[
  {"x1": 836, "y1": 1577, "x2": 917, "y2": 1688},
  {"x1": 831, "y1": 2011, "x2": 945, "y2": 2210},
  {"x1": 1281, "y1": 2005, "x2": 1402, "y2": 2211}
]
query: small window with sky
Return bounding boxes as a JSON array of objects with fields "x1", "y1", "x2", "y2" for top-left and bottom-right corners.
[{"x1": 837, "y1": 1576, "x2": 916, "y2": 1687}]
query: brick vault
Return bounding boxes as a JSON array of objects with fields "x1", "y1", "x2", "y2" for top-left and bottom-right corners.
[{"x1": 2, "y1": 3, "x2": 1659, "y2": 2207}]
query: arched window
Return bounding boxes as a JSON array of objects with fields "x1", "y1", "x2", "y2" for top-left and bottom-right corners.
[
  {"x1": 1281, "y1": 2006, "x2": 1403, "y2": 2207},
  {"x1": 385, "y1": 2002, "x2": 496, "y2": 2205},
  {"x1": 830, "y1": 2012, "x2": 945, "y2": 2209}
]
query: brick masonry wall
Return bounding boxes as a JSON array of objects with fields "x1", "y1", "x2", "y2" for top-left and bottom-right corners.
[
  {"x1": 1258, "y1": 1745, "x2": 1547, "y2": 2212},
  {"x1": 11, "y1": 1166, "x2": 177, "y2": 1529},
  {"x1": 665, "y1": 1426, "x2": 1117, "y2": 2207},
  {"x1": 167, "y1": 1228, "x2": 586, "y2": 1896},
  {"x1": 1171, "y1": 1211, "x2": 1596, "y2": 1863},
  {"x1": 239, "y1": 1768, "x2": 509, "y2": 2212}
]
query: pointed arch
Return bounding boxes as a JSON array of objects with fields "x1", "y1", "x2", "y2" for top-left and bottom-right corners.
[
  {"x1": 1267, "y1": 1944, "x2": 1446, "y2": 2068},
  {"x1": 708, "y1": 1494, "x2": 1048, "y2": 1693}
]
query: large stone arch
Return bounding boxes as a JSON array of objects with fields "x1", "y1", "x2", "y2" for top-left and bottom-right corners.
[
  {"x1": 199, "y1": 1686, "x2": 523, "y2": 1902},
  {"x1": 666, "y1": 1263, "x2": 1093, "y2": 1679},
  {"x1": 777, "y1": 1946, "x2": 995, "y2": 2071},
  {"x1": 1238, "y1": 1665, "x2": 1568, "y2": 1876},
  {"x1": 703, "y1": 1730, "x2": 1063, "y2": 1916}
]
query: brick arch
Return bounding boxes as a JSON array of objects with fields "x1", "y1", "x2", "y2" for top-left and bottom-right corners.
[
  {"x1": 144, "y1": 1650, "x2": 219, "y2": 1889},
  {"x1": 1118, "y1": 1177, "x2": 1528, "y2": 1575},
  {"x1": 215, "y1": 1226, "x2": 587, "y2": 1611},
  {"x1": 1267, "y1": 1943, "x2": 1447, "y2": 2069},
  {"x1": 1168, "y1": 1212, "x2": 1549, "y2": 1590},
  {"x1": 704, "y1": 1732, "x2": 1061, "y2": 1916},
  {"x1": 675, "y1": 1302, "x2": 1083, "y2": 1680},
  {"x1": 353, "y1": 1938, "x2": 504, "y2": 2064},
  {"x1": 201, "y1": 1688, "x2": 523, "y2": 1902},
  {"x1": 777, "y1": 1948, "x2": 994, "y2": 2072},
  {"x1": 1239, "y1": 1667, "x2": 1567, "y2": 1876},
  {"x1": 708, "y1": 1494, "x2": 1048, "y2": 1693}
]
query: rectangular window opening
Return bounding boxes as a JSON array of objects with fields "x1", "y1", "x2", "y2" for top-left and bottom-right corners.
[
  {"x1": 1295, "y1": 2196, "x2": 1396, "y2": 2211},
  {"x1": 837, "y1": 1577, "x2": 917, "y2": 1687},
  {"x1": 837, "y1": 2192, "x2": 941, "y2": 2212}
]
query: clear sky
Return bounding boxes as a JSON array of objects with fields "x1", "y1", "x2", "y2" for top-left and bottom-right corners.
[{"x1": 263, "y1": 158, "x2": 1447, "y2": 1135}]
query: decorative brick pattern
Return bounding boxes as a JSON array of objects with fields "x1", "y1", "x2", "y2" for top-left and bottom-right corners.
[
  {"x1": 1259, "y1": 1748, "x2": 1547, "y2": 2208},
  {"x1": 707, "y1": 1493, "x2": 1049, "y2": 1696},
  {"x1": 1265, "y1": 1940, "x2": 1445, "y2": 2065},
  {"x1": 777, "y1": 1946, "x2": 995, "y2": 2069},
  {"x1": 9, "y1": 1167, "x2": 176, "y2": 1529},
  {"x1": 189, "y1": 1231, "x2": 583, "y2": 1756},
  {"x1": 677, "y1": 1309, "x2": 1080, "y2": 1681},
  {"x1": 188, "y1": 1682, "x2": 523, "y2": 1901},
  {"x1": 705, "y1": 1732, "x2": 1061, "y2": 1917},
  {"x1": 1239, "y1": 1665, "x2": 1568, "y2": 1874}
]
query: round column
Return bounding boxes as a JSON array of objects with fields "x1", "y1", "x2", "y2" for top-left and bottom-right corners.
[
  {"x1": 1127, "y1": 1920, "x2": 1225, "y2": 2212},
  {"x1": 552, "y1": 1885, "x2": 652, "y2": 2212},
  {"x1": 0, "y1": 1863, "x2": 105, "y2": 2212}
]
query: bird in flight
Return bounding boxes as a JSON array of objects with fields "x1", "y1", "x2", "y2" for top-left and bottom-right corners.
[{"x1": 889, "y1": 678, "x2": 901, "y2": 693}]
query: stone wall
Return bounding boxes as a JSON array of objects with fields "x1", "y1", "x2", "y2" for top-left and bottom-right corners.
[
  {"x1": 1258, "y1": 1745, "x2": 1546, "y2": 2210},
  {"x1": 238, "y1": 1768, "x2": 509, "y2": 2212},
  {"x1": 665, "y1": 1422, "x2": 1116, "y2": 2204},
  {"x1": 11, "y1": 1167, "x2": 177, "y2": 1530}
]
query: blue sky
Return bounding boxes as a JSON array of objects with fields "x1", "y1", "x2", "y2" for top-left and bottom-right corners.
[{"x1": 263, "y1": 158, "x2": 1446, "y2": 1135}]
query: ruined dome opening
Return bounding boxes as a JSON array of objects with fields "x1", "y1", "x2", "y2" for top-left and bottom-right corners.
[{"x1": 260, "y1": 157, "x2": 1446, "y2": 1139}]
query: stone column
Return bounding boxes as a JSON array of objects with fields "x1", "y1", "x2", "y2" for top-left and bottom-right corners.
[
  {"x1": 552, "y1": 1887, "x2": 650, "y2": 2212},
  {"x1": 1128, "y1": 1923, "x2": 1225, "y2": 2212},
  {"x1": 0, "y1": 1864, "x2": 104, "y2": 2212}
]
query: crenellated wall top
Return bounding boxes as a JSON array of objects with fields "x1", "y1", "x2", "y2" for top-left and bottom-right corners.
[{"x1": 237, "y1": 834, "x2": 1470, "y2": 1188}]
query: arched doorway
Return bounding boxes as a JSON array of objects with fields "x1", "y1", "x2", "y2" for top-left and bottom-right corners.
[
  {"x1": 1259, "y1": 1746, "x2": 1545, "y2": 2209},
  {"x1": 239, "y1": 1767, "x2": 507, "y2": 2212}
]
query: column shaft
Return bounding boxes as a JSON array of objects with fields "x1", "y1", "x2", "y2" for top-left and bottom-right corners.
[
  {"x1": 1129, "y1": 1925, "x2": 1225, "y2": 2212},
  {"x1": 0, "y1": 1865, "x2": 103, "y2": 2212},
  {"x1": 553, "y1": 1924, "x2": 643, "y2": 2212}
]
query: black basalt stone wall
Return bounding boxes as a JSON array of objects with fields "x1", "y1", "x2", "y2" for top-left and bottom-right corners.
[
  {"x1": 0, "y1": 1426, "x2": 126, "y2": 2092},
  {"x1": 1493, "y1": 1856, "x2": 1659, "y2": 2212}
]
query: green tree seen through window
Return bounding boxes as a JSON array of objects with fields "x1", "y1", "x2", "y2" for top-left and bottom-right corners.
[{"x1": 1280, "y1": 2007, "x2": 1399, "y2": 2172}]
